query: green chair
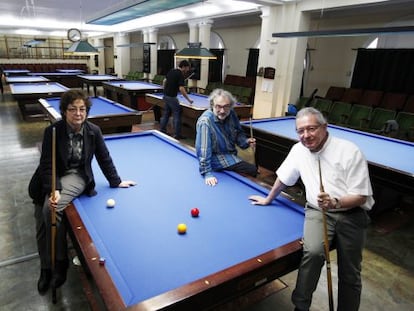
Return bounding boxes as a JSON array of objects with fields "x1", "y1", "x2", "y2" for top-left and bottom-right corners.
[
  {"x1": 328, "y1": 101, "x2": 352, "y2": 124},
  {"x1": 395, "y1": 112, "x2": 414, "y2": 141},
  {"x1": 130, "y1": 71, "x2": 144, "y2": 80},
  {"x1": 152, "y1": 75, "x2": 165, "y2": 85},
  {"x1": 239, "y1": 87, "x2": 253, "y2": 105},
  {"x1": 125, "y1": 71, "x2": 135, "y2": 80},
  {"x1": 297, "y1": 96, "x2": 314, "y2": 109},
  {"x1": 312, "y1": 98, "x2": 332, "y2": 118},
  {"x1": 347, "y1": 104, "x2": 372, "y2": 129},
  {"x1": 287, "y1": 96, "x2": 314, "y2": 116},
  {"x1": 368, "y1": 108, "x2": 396, "y2": 133}
]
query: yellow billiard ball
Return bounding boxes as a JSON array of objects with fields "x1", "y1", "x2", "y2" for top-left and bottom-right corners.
[{"x1": 177, "y1": 223, "x2": 187, "y2": 234}]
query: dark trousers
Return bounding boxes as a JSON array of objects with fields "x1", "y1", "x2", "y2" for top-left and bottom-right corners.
[
  {"x1": 160, "y1": 95, "x2": 182, "y2": 137},
  {"x1": 34, "y1": 173, "x2": 86, "y2": 269},
  {"x1": 226, "y1": 160, "x2": 258, "y2": 177}
]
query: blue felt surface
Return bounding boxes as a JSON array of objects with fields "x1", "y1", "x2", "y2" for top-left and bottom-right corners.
[
  {"x1": 44, "y1": 96, "x2": 135, "y2": 117},
  {"x1": 105, "y1": 81, "x2": 162, "y2": 91},
  {"x1": 10, "y1": 82, "x2": 69, "y2": 94},
  {"x1": 244, "y1": 117, "x2": 414, "y2": 176},
  {"x1": 73, "y1": 131, "x2": 304, "y2": 306}
]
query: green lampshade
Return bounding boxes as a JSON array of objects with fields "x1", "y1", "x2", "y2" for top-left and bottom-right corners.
[
  {"x1": 175, "y1": 47, "x2": 217, "y2": 59},
  {"x1": 65, "y1": 40, "x2": 98, "y2": 54}
]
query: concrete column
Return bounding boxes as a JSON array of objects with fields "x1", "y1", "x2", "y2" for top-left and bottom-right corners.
[
  {"x1": 253, "y1": 5, "x2": 310, "y2": 118},
  {"x1": 198, "y1": 19, "x2": 213, "y2": 89},
  {"x1": 188, "y1": 21, "x2": 199, "y2": 44},
  {"x1": 92, "y1": 38, "x2": 105, "y2": 74},
  {"x1": 113, "y1": 32, "x2": 130, "y2": 78},
  {"x1": 147, "y1": 28, "x2": 158, "y2": 79}
]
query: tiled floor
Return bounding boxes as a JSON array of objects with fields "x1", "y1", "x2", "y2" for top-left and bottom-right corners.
[{"x1": 0, "y1": 90, "x2": 413, "y2": 310}]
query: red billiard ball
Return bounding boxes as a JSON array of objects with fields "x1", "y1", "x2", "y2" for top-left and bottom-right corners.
[{"x1": 191, "y1": 208, "x2": 200, "y2": 217}]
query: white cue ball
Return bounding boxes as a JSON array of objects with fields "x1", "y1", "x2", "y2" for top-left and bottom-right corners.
[{"x1": 106, "y1": 199, "x2": 116, "y2": 208}]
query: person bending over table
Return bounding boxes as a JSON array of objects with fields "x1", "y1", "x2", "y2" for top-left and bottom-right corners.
[
  {"x1": 249, "y1": 107, "x2": 374, "y2": 311},
  {"x1": 195, "y1": 88, "x2": 257, "y2": 186},
  {"x1": 0, "y1": 66, "x2": 4, "y2": 95},
  {"x1": 160, "y1": 59, "x2": 193, "y2": 139},
  {"x1": 29, "y1": 89, "x2": 136, "y2": 295}
]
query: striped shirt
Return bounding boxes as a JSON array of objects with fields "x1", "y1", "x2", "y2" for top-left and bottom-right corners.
[{"x1": 195, "y1": 109, "x2": 249, "y2": 177}]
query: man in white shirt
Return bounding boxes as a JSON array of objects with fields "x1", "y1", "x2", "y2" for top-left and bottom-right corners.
[{"x1": 249, "y1": 107, "x2": 373, "y2": 311}]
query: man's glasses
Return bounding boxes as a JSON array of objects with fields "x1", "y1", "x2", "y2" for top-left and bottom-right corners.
[
  {"x1": 213, "y1": 104, "x2": 231, "y2": 111},
  {"x1": 296, "y1": 125, "x2": 321, "y2": 135}
]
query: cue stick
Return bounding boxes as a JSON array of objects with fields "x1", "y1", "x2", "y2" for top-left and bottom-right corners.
[
  {"x1": 249, "y1": 115, "x2": 256, "y2": 166},
  {"x1": 51, "y1": 127, "x2": 57, "y2": 304},
  {"x1": 185, "y1": 72, "x2": 195, "y2": 81},
  {"x1": 318, "y1": 157, "x2": 334, "y2": 311}
]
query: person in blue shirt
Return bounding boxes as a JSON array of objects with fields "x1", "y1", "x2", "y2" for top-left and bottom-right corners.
[{"x1": 195, "y1": 88, "x2": 257, "y2": 186}]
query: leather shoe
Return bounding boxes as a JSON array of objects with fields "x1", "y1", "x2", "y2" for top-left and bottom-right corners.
[
  {"x1": 294, "y1": 308, "x2": 309, "y2": 311},
  {"x1": 51, "y1": 260, "x2": 69, "y2": 289},
  {"x1": 37, "y1": 269, "x2": 52, "y2": 295}
]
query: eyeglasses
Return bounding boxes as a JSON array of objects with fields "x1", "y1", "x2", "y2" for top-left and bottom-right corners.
[
  {"x1": 296, "y1": 125, "x2": 321, "y2": 135},
  {"x1": 67, "y1": 107, "x2": 87, "y2": 114},
  {"x1": 213, "y1": 104, "x2": 231, "y2": 111}
]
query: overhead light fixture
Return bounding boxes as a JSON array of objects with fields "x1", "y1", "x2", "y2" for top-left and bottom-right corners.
[
  {"x1": 272, "y1": 25, "x2": 414, "y2": 38},
  {"x1": 23, "y1": 38, "x2": 46, "y2": 47},
  {"x1": 116, "y1": 42, "x2": 156, "y2": 48},
  {"x1": 65, "y1": 40, "x2": 99, "y2": 55},
  {"x1": 175, "y1": 42, "x2": 217, "y2": 60}
]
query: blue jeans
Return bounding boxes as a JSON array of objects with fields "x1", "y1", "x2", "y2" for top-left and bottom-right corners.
[{"x1": 160, "y1": 95, "x2": 182, "y2": 137}]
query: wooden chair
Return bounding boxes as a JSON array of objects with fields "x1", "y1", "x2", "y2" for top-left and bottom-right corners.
[
  {"x1": 340, "y1": 88, "x2": 363, "y2": 105},
  {"x1": 379, "y1": 92, "x2": 407, "y2": 111},
  {"x1": 359, "y1": 90, "x2": 384, "y2": 107},
  {"x1": 324, "y1": 86, "x2": 346, "y2": 102},
  {"x1": 402, "y1": 95, "x2": 414, "y2": 113}
]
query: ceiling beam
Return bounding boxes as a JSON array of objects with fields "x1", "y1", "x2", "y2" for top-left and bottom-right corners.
[{"x1": 272, "y1": 25, "x2": 414, "y2": 38}]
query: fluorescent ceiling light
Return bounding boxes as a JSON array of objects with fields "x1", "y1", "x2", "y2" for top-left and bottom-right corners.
[
  {"x1": 272, "y1": 25, "x2": 414, "y2": 38},
  {"x1": 116, "y1": 42, "x2": 155, "y2": 48},
  {"x1": 88, "y1": 0, "x2": 202, "y2": 25},
  {"x1": 23, "y1": 39, "x2": 47, "y2": 47}
]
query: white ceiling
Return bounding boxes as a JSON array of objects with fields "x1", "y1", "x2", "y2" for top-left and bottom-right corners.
[
  {"x1": 0, "y1": 0, "x2": 413, "y2": 39},
  {"x1": 0, "y1": 0, "x2": 262, "y2": 37}
]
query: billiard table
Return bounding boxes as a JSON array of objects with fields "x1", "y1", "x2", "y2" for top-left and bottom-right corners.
[
  {"x1": 9, "y1": 82, "x2": 69, "y2": 121},
  {"x1": 38, "y1": 96, "x2": 142, "y2": 134},
  {"x1": 56, "y1": 69, "x2": 84, "y2": 73},
  {"x1": 77, "y1": 74, "x2": 121, "y2": 97},
  {"x1": 65, "y1": 131, "x2": 304, "y2": 311},
  {"x1": 29, "y1": 72, "x2": 83, "y2": 88},
  {"x1": 241, "y1": 117, "x2": 414, "y2": 194},
  {"x1": 102, "y1": 80, "x2": 162, "y2": 111},
  {"x1": 145, "y1": 93, "x2": 252, "y2": 138},
  {"x1": 5, "y1": 75, "x2": 50, "y2": 84},
  {"x1": 3, "y1": 69, "x2": 30, "y2": 76}
]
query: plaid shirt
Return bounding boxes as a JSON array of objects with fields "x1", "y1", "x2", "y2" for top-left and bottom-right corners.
[{"x1": 195, "y1": 109, "x2": 249, "y2": 178}]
